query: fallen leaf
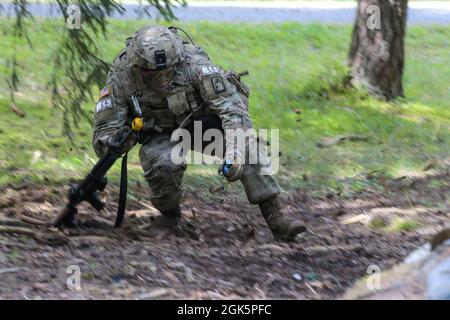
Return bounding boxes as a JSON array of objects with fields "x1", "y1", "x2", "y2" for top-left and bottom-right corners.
[{"x1": 11, "y1": 103, "x2": 25, "y2": 117}]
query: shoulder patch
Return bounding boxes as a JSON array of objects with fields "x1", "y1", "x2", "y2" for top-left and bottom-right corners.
[
  {"x1": 211, "y1": 76, "x2": 227, "y2": 94},
  {"x1": 199, "y1": 65, "x2": 221, "y2": 76},
  {"x1": 95, "y1": 97, "x2": 113, "y2": 114},
  {"x1": 99, "y1": 86, "x2": 110, "y2": 99}
]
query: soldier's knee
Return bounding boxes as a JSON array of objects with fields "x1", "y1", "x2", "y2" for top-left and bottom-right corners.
[
  {"x1": 141, "y1": 146, "x2": 187, "y2": 181},
  {"x1": 143, "y1": 164, "x2": 185, "y2": 213},
  {"x1": 142, "y1": 153, "x2": 186, "y2": 195},
  {"x1": 146, "y1": 170, "x2": 184, "y2": 213},
  {"x1": 144, "y1": 161, "x2": 186, "y2": 181}
]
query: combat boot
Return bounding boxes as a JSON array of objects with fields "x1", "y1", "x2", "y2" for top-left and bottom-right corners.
[
  {"x1": 259, "y1": 195, "x2": 307, "y2": 241},
  {"x1": 151, "y1": 208, "x2": 199, "y2": 240}
]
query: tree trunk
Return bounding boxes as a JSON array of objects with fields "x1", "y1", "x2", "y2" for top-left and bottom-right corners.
[{"x1": 348, "y1": 0, "x2": 408, "y2": 100}]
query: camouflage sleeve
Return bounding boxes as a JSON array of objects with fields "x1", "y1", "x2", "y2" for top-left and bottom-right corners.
[
  {"x1": 92, "y1": 74, "x2": 130, "y2": 158},
  {"x1": 190, "y1": 60, "x2": 255, "y2": 164},
  {"x1": 191, "y1": 62, "x2": 252, "y2": 133}
]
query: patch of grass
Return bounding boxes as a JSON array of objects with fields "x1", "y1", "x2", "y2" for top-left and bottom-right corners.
[
  {"x1": 386, "y1": 217, "x2": 423, "y2": 233},
  {"x1": 0, "y1": 19, "x2": 449, "y2": 196},
  {"x1": 425, "y1": 178, "x2": 448, "y2": 189}
]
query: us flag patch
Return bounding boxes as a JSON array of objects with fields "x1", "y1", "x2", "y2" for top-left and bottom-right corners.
[{"x1": 99, "y1": 86, "x2": 110, "y2": 99}]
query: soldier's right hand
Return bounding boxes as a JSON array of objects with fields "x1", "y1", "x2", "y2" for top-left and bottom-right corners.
[{"x1": 107, "y1": 126, "x2": 137, "y2": 155}]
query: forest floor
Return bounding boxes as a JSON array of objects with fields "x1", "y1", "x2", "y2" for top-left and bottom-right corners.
[
  {"x1": 0, "y1": 21, "x2": 448, "y2": 299},
  {"x1": 0, "y1": 164, "x2": 448, "y2": 299}
]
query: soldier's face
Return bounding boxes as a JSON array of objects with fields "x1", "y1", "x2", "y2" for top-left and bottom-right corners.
[{"x1": 138, "y1": 67, "x2": 174, "y2": 92}]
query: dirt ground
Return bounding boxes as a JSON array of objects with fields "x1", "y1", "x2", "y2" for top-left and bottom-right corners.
[{"x1": 0, "y1": 168, "x2": 448, "y2": 300}]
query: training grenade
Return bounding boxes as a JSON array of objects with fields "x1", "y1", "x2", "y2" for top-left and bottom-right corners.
[
  {"x1": 222, "y1": 159, "x2": 233, "y2": 176},
  {"x1": 219, "y1": 159, "x2": 243, "y2": 182}
]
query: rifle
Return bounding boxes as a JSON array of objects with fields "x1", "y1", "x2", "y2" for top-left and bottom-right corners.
[
  {"x1": 53, "y1": 96, "x2": 143, "y2": 229},
  {"x1": 225, "y1": 70, "x2": 250, "y2": 99}
]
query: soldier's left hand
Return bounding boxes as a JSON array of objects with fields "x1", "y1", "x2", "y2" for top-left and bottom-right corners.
[{"x1": 219, "y1": 159, "x2": 243, "y2": 182}]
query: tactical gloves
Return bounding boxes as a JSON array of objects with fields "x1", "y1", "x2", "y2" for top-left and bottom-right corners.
[{"x1": 107, "y1": 126, "x2": 138, "y2": 156}]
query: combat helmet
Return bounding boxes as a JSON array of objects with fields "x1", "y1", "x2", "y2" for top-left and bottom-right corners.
[{"x1": 128, "y1": 25, "x2": 184, "y2": 70}]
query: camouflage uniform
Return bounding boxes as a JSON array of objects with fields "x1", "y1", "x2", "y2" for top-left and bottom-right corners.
[{"x1": 93, "y1": 25, "x2": 305, "y2": 240}]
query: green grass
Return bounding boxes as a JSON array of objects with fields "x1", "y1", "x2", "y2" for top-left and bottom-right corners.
[
  {"x1": 386, "y1": 217, "x2": 423, "y2": 233},
  {"x1": 368, "y1": 216, "x2": 423, "y2": 233},
  {"x1": 0, "y1": 19, "x2": 449, "y2": 196}
]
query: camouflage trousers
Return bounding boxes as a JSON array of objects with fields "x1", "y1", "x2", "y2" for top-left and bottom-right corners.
[{"x1": 138, "y1": 115, "x2": 281, "y2": 213}]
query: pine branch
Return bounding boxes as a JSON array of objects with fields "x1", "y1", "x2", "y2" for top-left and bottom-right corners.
[{"x1": 6, "y1": 0, "x2": 185, "y2": 139}]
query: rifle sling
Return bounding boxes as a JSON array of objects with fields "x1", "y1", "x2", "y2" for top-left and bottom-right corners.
[{"x1": 114, "y1": 152, "x2": 128, "y2": 228}]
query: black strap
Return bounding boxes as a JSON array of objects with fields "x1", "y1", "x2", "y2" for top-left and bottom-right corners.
[{"x1": 114, "y1": 152, "x2": 128, "y2": 227}]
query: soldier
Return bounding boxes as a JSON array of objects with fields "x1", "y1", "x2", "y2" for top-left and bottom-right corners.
[{"x1": 93, "y1": 25, "x2": 306, "y2": 241}]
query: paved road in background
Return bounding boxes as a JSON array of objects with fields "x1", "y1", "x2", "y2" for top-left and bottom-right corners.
[{"x1": 1, "y1": 1, "x2": 450, "y2": 24}]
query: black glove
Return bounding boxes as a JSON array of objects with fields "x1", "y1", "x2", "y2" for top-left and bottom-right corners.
[{"x1": 107, "y1": 126, "x2": 137, "y2": 155}]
